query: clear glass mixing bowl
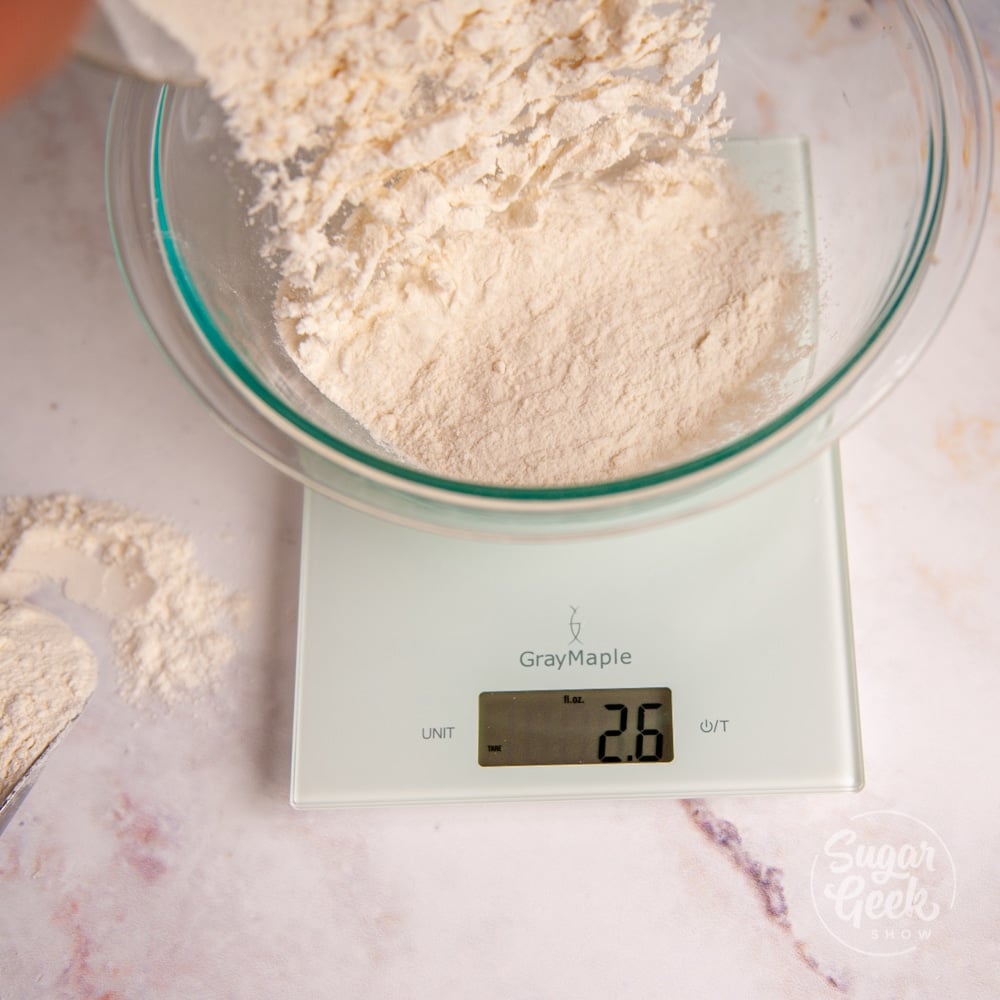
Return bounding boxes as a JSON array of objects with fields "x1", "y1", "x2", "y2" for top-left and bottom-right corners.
[{"x1": 105, "y1": 0, "x2": 992, "y2": 539}]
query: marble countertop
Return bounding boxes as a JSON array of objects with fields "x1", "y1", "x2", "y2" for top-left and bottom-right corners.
[{"x1": 1, "y1": 51, "x2": 999, "y2": 1000}]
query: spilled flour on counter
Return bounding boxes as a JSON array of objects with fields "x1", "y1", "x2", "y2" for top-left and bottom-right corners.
[
  {"x1": 0, "y1": 494, "x2": 245, "y2": 705},
  {"x1": 0, "y1": 602, "x2": 98, "y2": 803},
  {"x1": 130, "y1": 0, "x2": 809, "y2": 485}
]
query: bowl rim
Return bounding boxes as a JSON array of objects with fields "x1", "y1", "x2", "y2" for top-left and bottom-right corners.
[{"x1": 152, "y1": 87, "x2": 938, "y2": 502}]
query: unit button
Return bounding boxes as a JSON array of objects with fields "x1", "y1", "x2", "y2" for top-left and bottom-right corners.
[
  {"x1": 699, "y1": 719, "x2": 730, "y2": 734},
  {"x1": 422, "y1": 725, "x2": 456, "y2": 740}
]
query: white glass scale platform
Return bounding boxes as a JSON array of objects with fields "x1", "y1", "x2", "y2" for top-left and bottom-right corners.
[{"x1": 291, "y1": 446, "x2": 864, "y2": 807}]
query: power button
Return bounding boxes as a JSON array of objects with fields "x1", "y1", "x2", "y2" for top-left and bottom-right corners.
[{"x1": 699, "y1": 719, "x2": 730, "y2": 733}]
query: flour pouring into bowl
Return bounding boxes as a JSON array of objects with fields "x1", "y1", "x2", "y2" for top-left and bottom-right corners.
[{"x1": 124, "y1": 0, "x2": 810, "y2": 487}]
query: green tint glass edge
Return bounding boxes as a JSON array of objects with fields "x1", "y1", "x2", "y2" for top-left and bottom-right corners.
[{"x1": 152, "y1": 90, "x2": 942, "y2": 502}]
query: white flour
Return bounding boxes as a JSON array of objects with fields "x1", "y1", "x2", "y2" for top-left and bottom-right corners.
[
  {"x1": 131, "y1": 0, "x2": 806, "y2": 485},
  {"x1": 0, "y1": 494, "x2": 244, "y2": 705},
  {"x1": 285, "y1": 169, "x2": 804, "y2": 485},
  {"x1": 0, "y1": 601, "x2": 98, "y2": 803}
]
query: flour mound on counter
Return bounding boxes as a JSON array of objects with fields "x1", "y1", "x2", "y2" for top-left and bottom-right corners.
[
  {"x1": 0, "y1": 494, "x2": 245, "y2": 705},
  {"x1": 0, "y1": 601, "x2": 97, "y2": 803},
  {"x1": 136, "y1": 0, "x2": 808, "y2": 486}
]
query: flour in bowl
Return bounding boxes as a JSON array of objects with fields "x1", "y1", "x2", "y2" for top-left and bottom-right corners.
[{"x1": 130, "y1": 0, "x2": 809, "y2": 486}]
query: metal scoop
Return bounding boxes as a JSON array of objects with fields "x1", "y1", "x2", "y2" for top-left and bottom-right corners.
[
  {"x1": 0, "y1": 600, "x2": 98, "y2": 837},
  {"x1": 0, "y1": 696, "x2": 91, "y2": 835},
  {"x1": 75, "y1": 0, "x2": 202, "y2": 87}
]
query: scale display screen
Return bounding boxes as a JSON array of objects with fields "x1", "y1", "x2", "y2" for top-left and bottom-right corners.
[{"x1": 479, "y1": 688, "x2": 674, "y2": 767}]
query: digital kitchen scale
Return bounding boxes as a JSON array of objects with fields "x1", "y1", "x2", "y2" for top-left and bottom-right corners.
[
  {"x1": 291, "y1": 446, "x2": 864, "y2": 806},
  {"x1": 290, "y1": 135, "x2": 862, "y2": 806}
]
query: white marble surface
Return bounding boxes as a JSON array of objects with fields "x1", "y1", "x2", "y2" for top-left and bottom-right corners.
[{"x1": 1, "y1": 50, "x2": 999, "y2": 1000}]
